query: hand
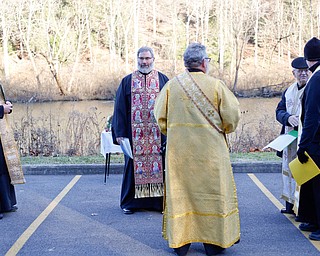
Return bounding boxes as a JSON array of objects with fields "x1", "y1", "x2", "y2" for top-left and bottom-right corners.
[
  {"x1": 297, "y1": 148, "x2": 309, "y2": 164},
  {"x1": 3, "y1": 101, "x2": 12, "y2": 114},
  {"x1": 160, "y1": 142, "x2": 166, "y2": 156},
  {"x1": 116, "y1": 137, "x2": 125, "y2": 144},
  {"x1": 288, "y1": 115, "x2": 299, "y2": 127}
]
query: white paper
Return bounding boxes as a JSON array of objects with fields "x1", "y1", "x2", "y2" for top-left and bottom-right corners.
[
  {"x1": 263, "y1": 134, "x2": 297, "y2": 151},
  {"x1": 120, "y1": 138, "x2": 133, "y2": 159},
  {"x1": 100, "y1": 131, "x2": 122, "y2": 156}
]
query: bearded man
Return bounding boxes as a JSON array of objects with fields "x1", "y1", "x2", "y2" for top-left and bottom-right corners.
[{"x1": 111, "y1": 46, "x2": 169, "y2": 214}]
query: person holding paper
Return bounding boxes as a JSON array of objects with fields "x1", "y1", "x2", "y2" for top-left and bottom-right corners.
[
  {"x1": 154, "y1": 43, "x2": 240, "y2": 256},
  {"x1": 276, "y1": 57, "x2": 309, "y2": 216},
  {"x1": 296, "y1": 37, "x2": 320, "y2": 240},
  {"x1": 111, "y1": 46, "x2": 169, "y2": 215}
]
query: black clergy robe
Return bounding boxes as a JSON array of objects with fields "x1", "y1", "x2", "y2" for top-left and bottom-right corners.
[
  {"x1": 298, "y1": 62, "x2": 320, "y2": 226},
  {"x1": 112, "y1": 70, "x2": 168, "y2": 211},
  {"x1": 0, "y1": 106, "x2": 17, "y2": 213}
]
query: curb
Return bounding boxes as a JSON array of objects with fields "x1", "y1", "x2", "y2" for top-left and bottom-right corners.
[{"x1": 22, "y1": 162, "x2": 281, "y2": 175}]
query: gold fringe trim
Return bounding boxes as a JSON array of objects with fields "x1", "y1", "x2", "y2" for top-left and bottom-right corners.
[
  {"x1": 135, "y1": 183, "x2": 164, "y2": 198},
  {"x1": 150, "y1": 183, "x2": 164, "y2": 197}
]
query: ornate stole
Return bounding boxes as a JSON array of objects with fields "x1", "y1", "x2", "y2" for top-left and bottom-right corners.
[
  {"x1": 0, "y1": 85, "x2": 25, "y2": 185},
  {"x1": 176, "y1": 70, "x2": 224, "y2": 133},
  {"x1": 131, "y1": 70, "x2": 163, "y2": 198},
  {"x1": 285, "y1": 82, "x2": 304, "y2": 117}
]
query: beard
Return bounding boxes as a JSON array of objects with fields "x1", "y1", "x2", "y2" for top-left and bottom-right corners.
[
  {"x1": 205, "y1": 63, "x2": 210, "y2": 74},
  {"x1": 138, "y1": 62, "x2": 154, "y2": 74}
]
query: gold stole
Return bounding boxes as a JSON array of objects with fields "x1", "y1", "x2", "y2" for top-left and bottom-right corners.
[
  {"x1": 131, "y1": 70, "x2": 163, "y2": 198},
  {"x1": 0, "y1": 85, "x2": 25, "y2": 184},
  {"x1": 176, "y1": 70, "x2": 224, "y2": 133}
]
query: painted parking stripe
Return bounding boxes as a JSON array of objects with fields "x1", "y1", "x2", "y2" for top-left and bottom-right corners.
[
  {"x1": 248, "y1": 173, "x2": 320, "y2": 251},
  {"x1": 5, "y1": 175, "x2": 82, "y2": 256}
]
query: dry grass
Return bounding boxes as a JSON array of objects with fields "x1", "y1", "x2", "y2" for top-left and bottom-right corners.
[{"x1": 2, "y1": 53, "x2": 293, "y2": 102}]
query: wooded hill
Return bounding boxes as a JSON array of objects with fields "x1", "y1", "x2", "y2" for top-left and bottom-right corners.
[{"x1": 0, "y1": 0, "x2": 318, "y2": 102}]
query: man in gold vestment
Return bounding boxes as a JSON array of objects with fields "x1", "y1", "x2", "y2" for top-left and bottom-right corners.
[{"x1": 154, "y1": 43, "x2": 241, "y2": 256}]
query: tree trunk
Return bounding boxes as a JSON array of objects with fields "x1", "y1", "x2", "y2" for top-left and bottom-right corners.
[
  {"x1": 218, "y1": 0, "x2": 225, "y2": 71},
  {"x1": 25, "y1": 1, "x2": 42, "y2": 92},
  {"x1": 1, "y1": 13, "x2": 10, "y2": 82}
]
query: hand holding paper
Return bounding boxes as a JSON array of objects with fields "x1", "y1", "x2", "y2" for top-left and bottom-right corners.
[
  {"x1": 120, "y1": 138, "x2": 133, "y2": 159},
  {"x1": 297, "y1": 148, "x2": 309, "y2": 164}
]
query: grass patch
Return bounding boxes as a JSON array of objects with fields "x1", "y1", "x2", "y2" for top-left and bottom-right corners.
[
  {"x1": 21, "y1": 154, "x2": 123, "y2": 165},
  {"x1": 20, "y1": 151, "x2": 280, "y2": 165},
  {"x1": 230, "y1": 152, "x2": 280, "y2": 162}
]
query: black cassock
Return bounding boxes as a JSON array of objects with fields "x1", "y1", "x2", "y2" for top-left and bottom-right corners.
[
  {"x1": 0, "y1": 106, "x2": 17, "y2": 213},
  {"x1": 298, "y1": 66, "x2": 320, "y2": 227},
  {"x1": 112, "y1": 71, "x2": 168, "y2": 211}
]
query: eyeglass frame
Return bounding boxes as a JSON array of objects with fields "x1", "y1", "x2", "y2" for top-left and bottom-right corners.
[{"x1": 295, "y1": 69, "x2": 309, "y2": 74}]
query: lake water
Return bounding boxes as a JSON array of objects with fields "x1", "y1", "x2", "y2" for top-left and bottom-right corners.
[
  {"x1": 12, "y1": 100, "x2": 114, "y2": 156},
  {"x1": 11, "y1": 98, "x2": 282, "y2": 155}
]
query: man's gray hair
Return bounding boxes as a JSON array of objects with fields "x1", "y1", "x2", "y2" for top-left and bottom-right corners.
[
  {"x1": 137, "y1": 46, "x2": 154, "y2": 58},
  {"x1": 183, "y1": 43, "x2": 207, "y2": 68}
]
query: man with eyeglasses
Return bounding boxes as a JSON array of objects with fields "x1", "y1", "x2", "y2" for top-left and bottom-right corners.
[
  {"x1": 111, "y1": 46, "x2": 169, "y2": 215},
  {"x1": 276, "y1": 57, "x2": 309, "y2": 218},
  {"x1": 154, "y1": 42, "x2": 240, "y2": 256}
]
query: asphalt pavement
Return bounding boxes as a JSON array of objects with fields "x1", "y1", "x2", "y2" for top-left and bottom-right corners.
[{"x1": 1, "y1": 169, "x2": 320, "y2": 255}]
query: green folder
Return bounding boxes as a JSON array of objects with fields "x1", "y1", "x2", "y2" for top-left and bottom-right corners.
[{"x1": 288, "y1": 130, "x2": 298, "y2": 138}]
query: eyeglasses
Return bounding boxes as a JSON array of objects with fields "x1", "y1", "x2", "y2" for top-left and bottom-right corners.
[
  {"x1": 138, "y1": 57, "x2": 153, "y2": 61},
  {"x1": 296, "y1": 69, "x2": 308, "y2": 74},
  {"x1": 204, "y1": 57, "x2": 211, "y2": 62}
]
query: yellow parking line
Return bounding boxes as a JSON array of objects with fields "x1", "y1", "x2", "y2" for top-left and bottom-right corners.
[
  {"x1": 5, "y1": 175, "x2": 82, "y2": 256},
  {"x1": 248, "y1": 173, "x2": 320, "y2": 251}
]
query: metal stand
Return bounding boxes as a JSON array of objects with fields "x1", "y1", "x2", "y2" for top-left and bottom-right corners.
[{"x1": 104, "y1": 153, "x2": 111, "y2": 184}]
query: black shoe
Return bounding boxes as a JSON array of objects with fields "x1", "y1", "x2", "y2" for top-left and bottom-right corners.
[
  {"x1": 281, "y1": 202, "x2": 294, "y2": 214},
  {"x1": 4, "y1": 205, "x2": 18, "y2": 213},
  {"x1": 0, "y1": 213, "x2": 3, "y2": 219},
  {"x1": 309, "y1": 230, "x2": 320, "y2": 241},
  {"x1": 280, "y1": 208, "x2": 294, "y2": 214},
  {"x1": 299, "y1": 223, "x2": 318, "y2": 232},
  {"x1": 203, "y1": 243, "x2": 225, "y2": 256},
  {"x1": 122, "y1": 208, "x2": 134, "y2": 214},
  {"x1": 295, "y1": 216, "x2": 303, "y2": 222},
  {"x1": 10, "y1": 206, "x2": 18, "y2": 212},
  {"x1": 173, "y1": 243, "x2": 191, "y2": 256}
]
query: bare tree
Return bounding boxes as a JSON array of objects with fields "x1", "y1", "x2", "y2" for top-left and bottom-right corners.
[
  {"x1": 0, "y1": 1, "x2": 11, "y2": 82},
  {"x1": 1, "y1": 0, "x2": 320, "y2": 101},
  {"x1": 18, "y1": 0, "x2": 42, "y2": 92},
  {"x1": 231, "y1": 0, "x2": 256, "y2": 92},
  {"x1": 67, "y1": 3, "x2": 86, "y2": 93}
]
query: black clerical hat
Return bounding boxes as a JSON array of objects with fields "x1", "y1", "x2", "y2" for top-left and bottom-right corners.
[
  {"x1": 304, "y1": 37, "x2": 320, "y2": 61},
  {"x1": 291, "y1": 57, "x2": 308, "y2": 69}
]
